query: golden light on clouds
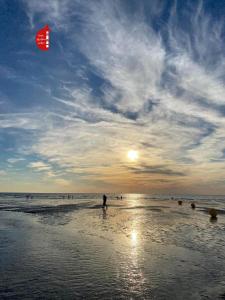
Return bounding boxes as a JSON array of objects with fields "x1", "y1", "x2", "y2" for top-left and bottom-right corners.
[{"x1": 127, "y1": 150, "x2": 139, "y2": 161}]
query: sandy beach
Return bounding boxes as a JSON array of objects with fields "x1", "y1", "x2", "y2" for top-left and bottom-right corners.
[{"x1": 0, "y1": 193, "x2": 225, "y2": 299}]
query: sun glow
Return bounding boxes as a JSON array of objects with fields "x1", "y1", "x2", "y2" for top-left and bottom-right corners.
[{"x1": 127, "y1": 150, "x2": 138, "y2": 161}]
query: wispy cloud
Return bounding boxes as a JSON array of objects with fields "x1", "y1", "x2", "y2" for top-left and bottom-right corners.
[
  {"x1": 0, "y1": 170, "x2": 6, "y2": 176},
  {"x1": 128, "y1": 164, "x2": 187, "y2": 177},
  {"x1": 28, "y1": 161, "x2": 51, "y2": 171},
  {"x1": 7, "y1": 158, "x2": 25, "y2": 164},
  {"x1": 0, "y1": 65, "x2": 17, "y2": 79},
  {"x1": 54, "y1": 178, "x2": 71, "y2": 187},
  {"x1": 23, "y1": 0, "x2": 74, "y2": 30},
  {"x1": 0, "y1": 113, "x2": 46, "y2": 130}
]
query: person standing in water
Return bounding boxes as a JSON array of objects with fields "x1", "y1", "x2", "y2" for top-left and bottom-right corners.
[{"x1": 102, "y1": 194, "x2": 107, "y2": 207}]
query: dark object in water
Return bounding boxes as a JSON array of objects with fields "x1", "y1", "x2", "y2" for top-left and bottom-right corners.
[
  {"x1": 191, "y1": 203, "x2": 196, "y2": 209},
  {"x1": 208, "y1": 208, "x2": 218, "y2": 219},
  {"x1": 178, "y1": 200, "x2": 182, "y2": 205}
]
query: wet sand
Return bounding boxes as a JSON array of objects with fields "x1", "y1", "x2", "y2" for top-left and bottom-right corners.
[{"x1": 0, "y1": 194, "x2": 225, "y2": 299}]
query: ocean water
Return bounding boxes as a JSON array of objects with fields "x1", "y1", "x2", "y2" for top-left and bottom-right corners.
[{"x1": 0, "y1": 193, "x2": 225, "y2": 299}]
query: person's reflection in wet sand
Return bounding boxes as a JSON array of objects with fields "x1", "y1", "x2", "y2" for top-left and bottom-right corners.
[
  {"x1": 102, "y1": 206, "x2": 107, "y2": 219},
  {"x1": 210, "y1": 216, "x2": 218, "y2": 223}
]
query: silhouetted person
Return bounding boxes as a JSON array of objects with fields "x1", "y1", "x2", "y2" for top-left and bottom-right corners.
[{"x1": 102, "y1": 194, "x2": 107, "y2": 207}]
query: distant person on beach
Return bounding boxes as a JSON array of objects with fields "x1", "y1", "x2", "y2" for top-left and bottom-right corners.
[{"x1": 102, "y1": 194, "x2": 107, "y2": 207}]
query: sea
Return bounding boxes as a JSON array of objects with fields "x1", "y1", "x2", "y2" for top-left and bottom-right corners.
[{"x1": 0, "y1": 193, "x2": 225, "y2": 299}]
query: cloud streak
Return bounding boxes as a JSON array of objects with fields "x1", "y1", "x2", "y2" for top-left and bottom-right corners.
[{"x1": 128, "y1": 164, "x2": 187, "y2": 177}]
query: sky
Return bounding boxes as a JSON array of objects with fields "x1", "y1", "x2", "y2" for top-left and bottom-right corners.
[{"x1": 1, "y1": 0, "x2": 225, "y2": 194}]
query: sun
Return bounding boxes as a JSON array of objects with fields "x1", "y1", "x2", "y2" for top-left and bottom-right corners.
[{"x1": 127, "y1": 150, "x2": 139, "y2": 161}]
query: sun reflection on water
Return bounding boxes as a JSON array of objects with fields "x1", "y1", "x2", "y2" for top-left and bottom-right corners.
[{"x1": 131, "y1": 230, "x2": 138, "y2": 245}]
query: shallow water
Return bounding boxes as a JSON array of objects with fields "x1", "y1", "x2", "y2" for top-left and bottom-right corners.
[{"x1": 1, "y1": 193, "x2": 225, "y2": 299}]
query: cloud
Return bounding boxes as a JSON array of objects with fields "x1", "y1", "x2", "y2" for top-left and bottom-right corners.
[
  {"x1": 0, "y1": 170, "x2": 6, "y2": 176},
  {"x1": 28, "y1": 161, "x2": 51, "y2": 171},
  {"x1": 75, "y1": 1, "x2": 165, "y2": 114},
  {"x1": 128, "y1": 164, "x2": 187, "y2": 177},
  {"x1": 54, "y1": 178, "x2": 71, "y2": 187},
  {"x1": 0, "y1": 65, "x2": 17, "y2": 79},
  {"x1": 0, "y1": 113, "x2": 47, "y2": 130},
  {"x1": 23, "y1": 0, "x2": 74, "y2": 30},
  {"x1": 46, "y1": 171, "x2": 57, "y2": 178},
  {"x1": 7, "y1": 158, "x2": 25, "y2": 164}
]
